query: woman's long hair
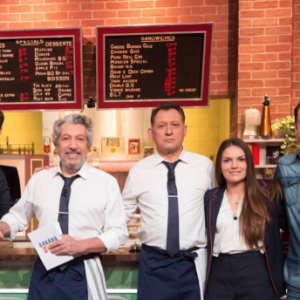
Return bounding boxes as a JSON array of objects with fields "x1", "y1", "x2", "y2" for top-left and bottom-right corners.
[{"x1": 215, "y1": 138, "x2": 279, "y2": 249}]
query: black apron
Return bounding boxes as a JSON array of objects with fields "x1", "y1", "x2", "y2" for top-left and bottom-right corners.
[
  {"x1": 137, "y1": 244, "x2": 200, "y2": 300},
  {"x1": 28, "y1": 253, "x2": 97, "y2": 300}
]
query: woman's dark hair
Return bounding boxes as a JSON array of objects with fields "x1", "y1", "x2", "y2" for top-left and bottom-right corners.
[{"x1": 215, "y1": 138, "x2": 280, "y2": 249}]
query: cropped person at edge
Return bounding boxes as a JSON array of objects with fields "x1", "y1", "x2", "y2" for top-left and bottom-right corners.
[
  {"x1": 274, "y1": 102, "x2": 300, "y2": 300},
  {"x1": 0, "y1": 111, "x2": 13, "y2": 219}
]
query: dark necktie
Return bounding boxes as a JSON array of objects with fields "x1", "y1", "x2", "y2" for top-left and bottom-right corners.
[
  {"x1": 58, "y1": 174, "x2": 79, "y2": 234},
  {"x1": 162, "y1": 160, "x2": 180, "y2": 257}
]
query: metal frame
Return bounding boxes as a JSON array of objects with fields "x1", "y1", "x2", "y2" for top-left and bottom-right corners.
[
  {"x1": 0, "y1": 28, "x2": 83, "y2": 111},
  {"x1": 96, "y1": 23, "x2": 213, "y2": 109}
]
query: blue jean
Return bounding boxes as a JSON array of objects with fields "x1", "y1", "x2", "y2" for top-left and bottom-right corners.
[{"x1": 287, "y1": 285, "x2": 300, "y2": 300}]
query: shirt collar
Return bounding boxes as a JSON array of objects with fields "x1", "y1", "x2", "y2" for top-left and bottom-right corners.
[
  {"x1": 54, "y1": 161, "x2": 88, "y2": 180},
  {"x1": 153, "y1": 148, "x2": 189, "y2": 167}
]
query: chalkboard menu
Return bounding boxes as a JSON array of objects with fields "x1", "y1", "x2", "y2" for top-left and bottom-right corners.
[
  {"x1": 97, "y1": 24, "x2": 213, "y2": 109},
  {"x1": 0, "y1": 28, "x2": 82, "y2": 111}
]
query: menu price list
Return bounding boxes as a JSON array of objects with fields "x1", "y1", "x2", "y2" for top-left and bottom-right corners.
[
  {"x1": 0, "y1": 37, "x2": 75, "y2": 104},
  {"x1": 105, "y1": 33, "x2": 204, "y2": 101}
]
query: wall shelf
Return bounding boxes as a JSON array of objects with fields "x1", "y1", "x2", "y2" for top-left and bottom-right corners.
[
  {"x1": 255, "y1": 165, "x2": 277, "y2": 169},
  {"x1": 244, "y1": 138, "x2": 283, "y2": 179},
  {"x1": 243, "y1": 138, "x2": 284, "y2": 144}
]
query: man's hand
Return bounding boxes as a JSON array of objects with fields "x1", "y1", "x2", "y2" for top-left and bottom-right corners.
[
  {"x1": 48, "y1": 235, "x2": 82, "y2": 256},
  {"x1": 34, "y1": 164, "x2": 57, "y2": 174},
  {"x1": 48, "y1": 235, "x2": 107, "y2": 256},
  {"x1": 0, "y1": 222, "x2": 11, "y2": 239}
]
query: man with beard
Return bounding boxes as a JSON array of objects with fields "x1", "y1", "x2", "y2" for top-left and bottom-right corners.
[{"x1": 0, "y1": 114, "x2": 128, "y2": 300}]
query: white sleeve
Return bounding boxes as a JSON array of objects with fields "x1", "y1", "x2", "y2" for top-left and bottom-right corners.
[
  {"x1": 1, "y1": 178, "x2": 35, "y2": 239},
  {"x1": 122, "y1": 172, "x2": 138, "y2": 224},
  {"x1": 209, "y1": 160, "x2": 217, "y2": 188},
  {"x1": 98, "y1": 178, "x2": 128, "y2": 252}
]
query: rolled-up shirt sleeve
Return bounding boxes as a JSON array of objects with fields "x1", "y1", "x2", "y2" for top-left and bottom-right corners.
[
  {"x1": 1, "y1": 177, "x2": 35, "y2": 239},
  {"x1": 98, "y1": 178, "x2": 128, "y2": 252}
]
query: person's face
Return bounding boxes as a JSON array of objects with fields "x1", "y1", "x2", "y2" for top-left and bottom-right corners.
[
  {"x1": 55, "y1": 123, "x2": 89, "y2": 175},
  {"x1": 221, "y1": 145, "x2": 247, "y2": 185},
  {"x1": 273, "y1": 150, "x2": 279, "y2": 159},
  {"x1": 295, "y1": 110, "x2": 300, "y2": 140},
  {"x1": 148, "y1": 109, "x2": 187, "y2": 157}
]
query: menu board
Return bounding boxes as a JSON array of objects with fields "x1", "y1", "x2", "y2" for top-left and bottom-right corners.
[
  {"x1": 97, "y1": 24, "x2": 213, "y2": 109},
  {"x1": 0, "y1": 28, "x2": 82, "y2": 110}
]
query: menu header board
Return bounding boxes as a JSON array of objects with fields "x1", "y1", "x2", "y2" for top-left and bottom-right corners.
[
  {"x1": 0, "y1": 28, "x2": 82, "y2": 111},
  {"x1": 97, "y1": 24, "x2": 213, "y2": 109}
]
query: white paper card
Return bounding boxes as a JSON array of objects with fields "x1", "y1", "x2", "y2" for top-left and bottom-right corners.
[{"x1": 28, "y1": 222, "x2": 73, "y2": 270}]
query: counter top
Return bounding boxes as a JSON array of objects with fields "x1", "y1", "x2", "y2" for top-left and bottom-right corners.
[{"x1": 0, "y1": 241, "x2": 140, "y2": 262}]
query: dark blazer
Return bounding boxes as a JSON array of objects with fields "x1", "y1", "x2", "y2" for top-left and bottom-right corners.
[
  {"x1": 204, "y1": 181, "x2": 288, "y2": 298},
  {"x1": 0, "y1": 168, "x2": 13, "y2": 219},
  {"x1": 0, "y1": 165, "x2": 21, "y2": 203}
]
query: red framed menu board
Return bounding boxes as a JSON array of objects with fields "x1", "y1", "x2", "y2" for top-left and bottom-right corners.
[
  {"x1": 0, "y1": 28, "x2": 82, "y2": 110},
  {"x1": 97, "y1": 23, "x2": 213, "y2": 109}
]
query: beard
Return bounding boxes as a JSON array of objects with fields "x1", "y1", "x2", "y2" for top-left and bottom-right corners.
[{"x1": 60, "y1": 149, "x2": 85, "y2": 173}]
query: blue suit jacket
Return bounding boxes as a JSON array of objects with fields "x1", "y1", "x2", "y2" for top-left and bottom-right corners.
[
  {"x1": 0, "y1": 168, "x2": 13, "y2": 219},
  {"x1": 204, "y1": 181, "x2": 288, "y2": 298},
  {"x1": 0, "y1": 165, "x2": 21, "y2": 203}
]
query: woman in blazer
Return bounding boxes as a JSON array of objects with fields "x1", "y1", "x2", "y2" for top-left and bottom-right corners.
[{"x1": 204, "y1": 138, "x2": 288, "y2": 300}]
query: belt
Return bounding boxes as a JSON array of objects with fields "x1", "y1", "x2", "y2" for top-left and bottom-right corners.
[
  {"x1": 217, "y1": 250, "x2": 262, "y2": 259},
  {"x1": 142, "y1": 244, "x2": 199, "y2": 270}
]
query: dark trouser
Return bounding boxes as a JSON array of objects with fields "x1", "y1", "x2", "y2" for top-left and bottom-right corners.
[
  {"x1": 137, "y1": 244, "x2": 200, "y2": 300},
  {"x1": 205, "y1": 251, "x2": 279, "y2": 300},
  {"x1": 28, "y1": 255, "x2": 93, "y2": 300}
]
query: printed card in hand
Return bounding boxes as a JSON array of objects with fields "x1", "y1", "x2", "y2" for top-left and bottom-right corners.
[{"x1": 28, "y1": 222, "x2": 73, "y2": 270}]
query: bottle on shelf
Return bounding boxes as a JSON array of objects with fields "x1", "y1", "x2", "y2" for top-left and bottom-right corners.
[{"x1": 259, "y1": 95, "x2": 272, "y2": 139}]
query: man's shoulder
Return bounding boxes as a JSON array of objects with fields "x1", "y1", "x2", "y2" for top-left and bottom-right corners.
[
  {"x1": 184, "y1": 151, "x2": 213, "y2": 165},
  {"x1": 86, "y1": 165, "x2": 117, "y2": 182},
  {"x1": 277, "y1": 153, "x2": 298, "y2": 166},
  {"x1": 32, "y1": 167, "x2": 57, "y2": 179},
  {"x1": 129, "y1": 155, "x2": 155, "y2": 172}
]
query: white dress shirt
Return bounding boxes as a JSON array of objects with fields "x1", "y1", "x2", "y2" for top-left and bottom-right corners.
[
  {"x1": 213, "y1": 191, "x2": 263, "y2": 256},
  {"x1": 122, "y1": 149, "x2": 215, "y2": 250},
  {"x1": 2, "y1": 162, "x2": 128, "y2": 251}
]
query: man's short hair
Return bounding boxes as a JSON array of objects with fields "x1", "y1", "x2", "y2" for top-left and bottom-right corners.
[
  {"x1": 0, "y1": 111, "x2": 4, "y2": 130},
  {"x1": 52, "y1": 114, "x2": 93, "y2": 148},
  {"x1": 294, "y1": 102, "x2": 300, "y2": 123},
  {"x1": 150, "y1": 102, "x2": 185, "y2": 126}
]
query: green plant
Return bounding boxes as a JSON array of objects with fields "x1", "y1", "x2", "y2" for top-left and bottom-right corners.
[
  {"x1": 271, "y1": 116, "x2": 294, "y2": 132},
  {"x1": 271, "y1": 116, "x2": 300, "y2": 155}
]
